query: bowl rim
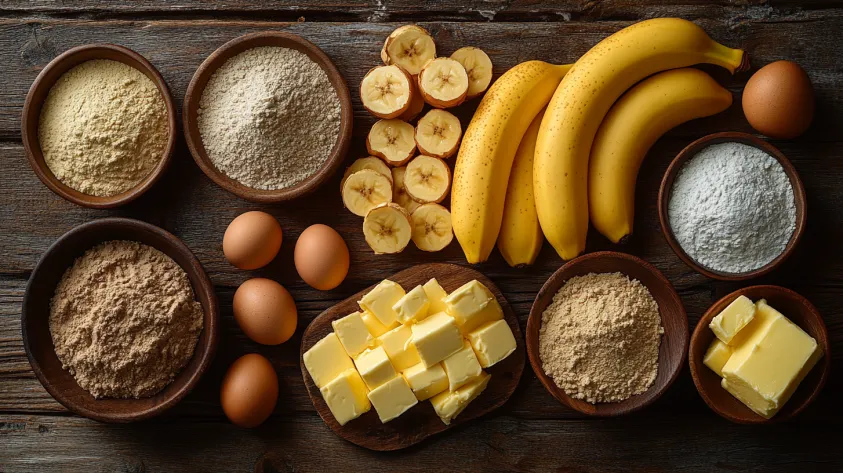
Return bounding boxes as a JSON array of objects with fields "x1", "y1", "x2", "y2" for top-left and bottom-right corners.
[
  {"x1": 21, "y1": 43, "x2": 178, "y2": 209},
  {"x1": 657, "y1": 131, "x2": 807, "y2": 281},
  {"x1": 182, "y1": 31, "x2": 353, "y2": 203}
]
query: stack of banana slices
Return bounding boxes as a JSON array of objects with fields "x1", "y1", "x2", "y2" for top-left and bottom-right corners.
[{"x1": 344, "y1": 25, "x2": 494, "y2": 255}]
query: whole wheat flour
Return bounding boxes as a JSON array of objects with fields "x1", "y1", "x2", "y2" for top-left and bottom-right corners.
[
  {"x1": 539, "y1": 272, "x2": 664, "y2": 403},
  {"x1": 197, "y1": 46, "x2": 342, "y2": 190},
  {"x1": 49, "y1": 241, "x2": 204, "y2": 399}
]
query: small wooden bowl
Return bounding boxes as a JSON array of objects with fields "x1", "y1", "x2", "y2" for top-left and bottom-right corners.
[
  {"x1": 21, "y1": 44, "x2": 177, "y2": 209},
  {"x1": 526, "y1": 251, "x2": 689, "y2": 416},
  {"x1": 183, "y1": 31, "x2": 353, "y2": 203},
  {"x1": 689, "y1": 285, "x2": 830, "y2": 424},
  {"x1": 22, "y1": 218, "x2": 219, "y2": 423},
  {"x1": 658, "y1": 132, "x2": 807, "y2": 281}
]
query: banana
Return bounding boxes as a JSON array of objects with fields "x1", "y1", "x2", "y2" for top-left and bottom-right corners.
[
  {"x1": 415, "y1": 109, "x2": 462, "y2": 159},
  {"x1": 340, "y1": 156, "x2": 392, "y2": 192},
  {"x1": 497, "y1": 108, "x2": 545, "y2": 267},
  {"x1": 411, "y1": 203, "x2": 454, "y2": 252},
  {"x1": 367, "y1": 119, "x2": 417, "y2": 166},
  {"x1": 381, "y1": 25, "x2": 437, "y2": 76},
  {"x1": 451, "y1": 60, "x2": 572, "y2": 264},
  {"x1": 404, "y1": 155, "x2": 451, "y2": 203},
  {"x1": 418, "y1": 57, "x2": 469, "y2": 108},
  {"x1": 450, "y1": 47, "x2": 493, "y2": 99},
  {"x1": 589, "y1": 68, "x2": 733, "y2": 243},
  {"x1": 342, "y1": 169, "x2": 393, "y2": 217},
  {"x1": 360, "y1": 65, "x2": 414, "y2": 119},
  {"x1": 391, "y1": 166, "x2": 421, "y2": 214},
  {"x1": 534, "y1": 18, "x2": 747, "y2": 260},
  {"x1": 363, "y1": 203, "x2": 413, "y2": 254}
]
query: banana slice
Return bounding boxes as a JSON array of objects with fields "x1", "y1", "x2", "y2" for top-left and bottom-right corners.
[
  {"x1": 340, "y1": 156, "x2": 393, "y2": 192},
  {"x1": 418, "y1": 57, "x2": 469, "y2": 108},
  {"x1": 450, "y1": 47, "x2": 493, "y2": 99},
  {"x1": 361, "y1": 65, "x2": 414, "y2": 119},
  {"x1": 399, "y1": 82, "x2": 426, "y2": 122},
  {"x1": 363, "y1": 203, "x2": 413, "y2": 254},
  {"x1": 415, "y1": 109, "x2": 462, "y2": 159},
  {"x1": 342, "y1": 169, "x2": 393, "y2": 217},
  {"x1": 392, "y1": 166, "x2": 421, "y2": 214},
  {"x1": 411, "y1": 203, "x2": 454, "y2": 252},
  {"x1": 367, "y1": 119, "x2": 416, "y2": 166},
  {"x1": 404, "y1": 155, "x2": 451, "y2": 204},
  {"x1": 381, "y1": 25, "x2": 437, "y2": 76}
]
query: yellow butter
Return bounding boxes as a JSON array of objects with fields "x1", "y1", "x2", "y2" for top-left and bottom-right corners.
[
  {"x1": 410, "y1": 311, "x2": 464, "y2": 368},
  {"x1": 422, "y1": 278, "x2": 449, "y2": 315},
  {"x1": 378, "y1": 324, "x2": 421, "y2": 371},
  {"x1": 367, "y1": 375, "x2": 418, "y2": 423},
  {"x1": 702, "y1": 338, "x2": 732, "y2": 377},
  {"x1": 430, "y1": 371, "x2": 491, "y2": 425},
  {"x1": 360, "y1": 310, "x2": 396, "y2": 338},
  {"x1": 710, "y1": 295, "x2": 756, "y2": 345},
  {"x1": 303, "y1": 332, "x2": 355, "y2": 389},
  {"x1": 359, "y1": 280, "x2": 406, "y2": 327},
  {"x1": 442, "y1": 340, "x2": 483, "y2": 391},
  {"x1": 332, "y1": 311, "x2": 375, "y2": 357},
  {"x1": 393, "y1": 285, "x2": 431, "y2": 325},
  {"x1": 320, "y1": 368, "x2": 371, "y2": 426},
  {"x1": 466, "y1": 319, "x2": 517, "y2": 368},
  {"x1": 402, "y1": 362, "x2": 448, "y2": 401},
  {"x1": 354, "y1": 346, "x2": 397, "y2": 390},
  {"x1": 443, "y1": 280, "x2": 503, "y2": 334}
]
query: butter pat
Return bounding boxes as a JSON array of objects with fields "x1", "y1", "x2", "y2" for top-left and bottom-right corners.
[
  {"x1": 303, "y1": 332, "x2": 355, "y2": 389},
  {"x1": 360, "y1": 310, "x2": 395, "y2": 338},
  {"x1": 378, "y1": 324, "x2": 421, "y2": 371},
  {"x1": 422, "y1": 278, "x2": 448, "y2": 315},
  {"x1": 354, "y1": 346, "x2": 397, "y2": 390},
  {"x1": 410, "y1": 312, "x2": 464, "y2": 368},
  {"x1": 703, "y1": 339, "x2": 733, "y2": 377},
  {"x1": 710, "y1": 295, "x2": 756, "y2": 345},
  {"x1": 332, "y1": 311, "x2": 374, "y2": 357},
  {"x1": 443, "y1": 280, "x2": 503, "y2": 334},
  {"x1": 393, "y1": 285, "x2": 430, "y2": 325},
  {"x1": 320, "y1": 368, "x2": 371, "y2": 426},
  {"x1": 430, "y1": 371, "x2": 491, "y2": 425},
  {"x1": 402, "y1": 362, "x2": 448, "y2": 401},
  {"x1": 367, "y1": 375, "x2": 418, "y2": 423},
  {"x1": 466, "y1": 319, "x2": 516, "y2": 368},
  {"x1": 359, "y1": 280, "x2": 405, "y2": 327},
  {"x1": 442, "y1": 340, "x2": 483, "y2": 391}
]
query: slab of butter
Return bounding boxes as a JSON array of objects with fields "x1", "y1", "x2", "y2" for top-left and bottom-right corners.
[
  {"x1": 332, "y1": 311, "x2": 375, "y2": 357},
  {"x1": 303, "y1": 332, "x2": 355, "y2": 389},
  {"x1": 367, "y1": 375, "x2": 418, "y2": 423},
  {"x1": 703, "y1": 338, "x2": 733, "y2": 377},
  {"x1": 402, "y1": 362, "x2": 448, "y2": 401},
  {"x1": 710, "y1": 295, "x2": 756, "y2": 345},
  {"x1": 443, "y1": 280, "x2": 503, "y2": 334},
  {"x1": 320, "y1": 368, "x2": 371, "y2": 426},
  {"x1": 442, "y1": 340, "x2": 483, "y2": 391},
  {"x1": 354, "y1": 346, "x2": 397, "y2": 391},
  {"x1": 360, "y1": 310, "x2": 395, "y2": 338},
  {"x1": 430, "y1": 371, "x2": 491, "y2": 425},
  {"x1": 466, "y1": 319, "x2": 516, "y2": 368},
  {"x1": 393, "y1": 285, "x2": 431, "y2": 325},
  {"x1": 378, "y1": 324, "x2": 421, "y2": 371},
  {"x1": 410, "y1": 311, "x2": 464, "y2": 368},
  {"x1": 359, "y1": 280, "x2": 405, "y2": 327},
  {"x1": 422, "y1": 278, "x2": 449, "y2": 315}
]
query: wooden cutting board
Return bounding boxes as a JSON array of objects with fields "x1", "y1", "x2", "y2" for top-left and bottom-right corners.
[{"x1": 299, "y1": 263, "x2": 525, "y2": 451}]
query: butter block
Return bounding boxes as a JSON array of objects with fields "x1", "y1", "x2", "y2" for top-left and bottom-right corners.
[
  {"x1": 402, "y1": 362, "x2": 448, "y2": 401},
  {"x1": 360, "y1": 310, "x2": 396, "y2": 338},
  {"x1": 332, "y1": 311, "x2": 375, "y2": 357},
  {"x1": 367, "y1": 375, "x2": 418, "y2": 423},
  {"x1": 442, "y1": 340, "x2": 483, "y2": 391},
  {"x1": 443, "y1": 280, "x2": 503, "y2": 334},
  {"x1": 430, "y1": 371, "x2": 491, "y2": 425},
  {"x1": 423, "y1": 278, "x2": 449, "y2": 315},
  {"x1": 393, "y1": 285, "x2": 431, "y2": 325},
  {"x1": 410, "y1": 311, "x2": 464, "y2": 368},
  {"x1": 303, "y1": 332, "x2": 355, "y2": 389},
  {"x1": 466, "y1": 319, "x2": 517, "y2": 368},
  {"x1": 354, "y1": 346, "x2": 397, "y2": 390},
  {"x1": 703, "y1": 338, "x2": 733, "y2": 377},
  {"x1": 359, "y1": 280, "x2": 405, "y2": 327},
  {"x1": 320, "y1": 368, "x2": 371, "y2": 426},
  {"x1": 377, "y1": 324, "x2": 421, "y2": 371},
  {"x1": 710, "y1": 295, "x2": 756, "y2": 345}
]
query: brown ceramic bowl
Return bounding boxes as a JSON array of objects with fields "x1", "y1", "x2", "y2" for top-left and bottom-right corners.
[
  {"x1": 21, "y1": 44, "x2": 177, "y2": 209},
  {"x1": 22, "y1": 218, "x2": 219, "y2": 423},
  {"x1": 658, "y1": 132, "x2": 807, "y2": 281},
  {"x1": 689, "y1": 285, "x2": 830, "y2": 424},
  {"x1": 526, "y1": 251, "x2": 688, "y2": 416},
  {"x1": 183, "y1": 31, "x2": 353, "y2": 203}
]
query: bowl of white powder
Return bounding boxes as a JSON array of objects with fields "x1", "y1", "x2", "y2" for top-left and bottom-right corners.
[{"x1": 183, "y1": 31, "x2": 353, "y2": 203}]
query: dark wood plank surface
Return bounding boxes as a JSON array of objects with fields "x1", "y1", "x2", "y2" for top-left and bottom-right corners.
[{"x1": 2, "y1": 2, "x2": 843, "y2": 471}]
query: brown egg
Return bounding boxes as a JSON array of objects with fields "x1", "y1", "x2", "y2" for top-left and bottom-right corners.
[
  {"x1": 742, "y1": 60, "x2": 815, "y2": 139},
  {"x1": 220, "y1": 353, "x2": 278, "y2": 428},
  {"x1": 233, "y1": 278, "x2": 297, "y2": 345},
  {"x1": 223, "y1": 211, "x2": 283, "y2": 270},
  {"x1": 294, "y1": 224, "x2": 350, "y2": 290}
]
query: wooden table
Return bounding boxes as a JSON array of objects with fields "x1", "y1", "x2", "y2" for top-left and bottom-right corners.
[{"x1": 1, "y1": 2, "x2": 841, "y2": 471}]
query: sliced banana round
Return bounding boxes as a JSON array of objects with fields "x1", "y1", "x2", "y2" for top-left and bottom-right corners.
[
  {"x1": 360, "y1": 65, "x2": 414, "y2": 119},
  {"x1": 391, "y1": 166, "x2": 421, "y2": 214},
  {"x1": 342, "y1": 169, "x2": 393, "y2": 217},
  {"x1": 404, "y1": 155, "x2": 451, "y2": 204},
  {"x1": 367, "y1": 119, "x2": 416, "y2": 166},
  {"x1": 380, "y1": 25, "x2": 437, "y2": 76},
  {"x1": 415, "y1": 109, "x2": 462, "y2": 159},
  {"x1": 450, "y1": 47, "x2": 493, "y2": 99},
  {"x1": 399, "y1": 83, "x2": 426, "y2": 122},
  {"x1": 363, "y1": 203, "x2": 413, "y2": 254},
  {"x1": 418, "y1": 57, "x2": 469, "y2": 108},
  {"x1": 411, "y1": 203, "x2": 454, "y2": 252},
  {"x1": 340, "y1": 156, "x2": 393, "y2": 192}
]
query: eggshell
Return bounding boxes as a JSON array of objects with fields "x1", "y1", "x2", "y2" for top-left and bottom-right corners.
[
  {"x1": 220, "y1": 353, "x2": 279, "y2": 428},
  {"x1": 294, "y1": 224, "x2": 350, "y2": 290},
  {"x1": 742, "y1": 60, "x2": 815, "y2": 139},
  {"x1": 223, "y1": 211, "x2": 283, "y2": 270},
  {"x1": 233, "y1": 278, "x2": 298, "y2": 345}
]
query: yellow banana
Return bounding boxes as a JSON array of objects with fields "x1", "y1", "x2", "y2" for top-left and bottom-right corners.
[
  {"x1": 452, "y1": 61, "x2": 571, "y2": 264},
  {"x1": 497, "y1": 108, "x2": 545, "y2": 267},
  {"x1": 534, "y1": 18, "x2": 746, "y2": 260},
  {"x1": 590, "y1": 68, "x2": 733, "y2": 243}
]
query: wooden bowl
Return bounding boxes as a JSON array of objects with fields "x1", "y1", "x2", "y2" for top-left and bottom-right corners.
[
  {"x1": 21, "y1": 44, "x2": 177, "y2": 209},
  {"x1": 658, "y1": 132, "x2": 807, "y2": 281},
  {"x1": 526, "y1": 251, "x2": 688, "y2": 416},
  {"x1": 689, "y1": 285, "x2": 830, "y2": 424},
  {"x1": 22, "y1": 218, "x2": 219, "y2": 423},
  {"x1": 183, "y1": 31, "x2": 353, "y2": 203}
]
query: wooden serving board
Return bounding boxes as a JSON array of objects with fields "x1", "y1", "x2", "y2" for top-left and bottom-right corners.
[{"x1": 299, "y1": 263, "x2": 525, "y2": 451}]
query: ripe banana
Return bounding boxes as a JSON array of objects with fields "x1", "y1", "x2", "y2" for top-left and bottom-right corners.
[
  {"x1": 450, "y1": 47, "x2": 493, "y2": 99},
  {"x1": 404, "y1": 155, "x2": 451, "y2": 203},
  {"x1": 381, "y1": 25, "x2": 436, "y2": 76},
  {"x1": 411, "y1": 203, "x2": 454, "y2": 252},
  {"x1": 360, "y1": 65, "x2": 414, "y2": 119},
  {"x1": 534, "y1": 18, "x2": 747, "y2": 260},
  {"x1": 415, "y1": 109, "x2": 462, "y2": 159},
  {"x1": 589, "y1": 68, "x2": 733, "y2": 243},
  {"x1": 363, "y1": 203, "x2": 412, "y2": 254},
  {"x1": 418, "y1": 57, "x2": 469, "y2": 108},
  {"x1": 367, "y1": 119, "x2": 416, "y2": 166},
  {"x1": 342, "y1": 169, "x2": 392, "y2": 217}
]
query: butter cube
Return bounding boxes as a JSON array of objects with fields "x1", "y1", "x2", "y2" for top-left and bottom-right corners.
[
  {"x1": 410, "y1": 312, "x2": 464, "y2": 368},
  {"x1": 402, "y1": 362, "x2": 448, "y2": 401},
  {"x1": 367, "y1": 375, "x2": 418, "y2": 423},
  {"x1": 703, "y1": 338, "x2": 733, "y2": 377},
  {"x1": 466, "y1": 319, "x2": 517, "y2": 368},
  {"x1": 359, "y1": 280, "x2": 405, "y2": 327},
  {"x1": 320, "y1": 368, "x2": 371, "y2": 426},
  {"x1": 422, "y1": 278, "x2": 448, "y2": 315},
  {"x1": 354, "y1": 346, "x2": 397, "y2": 390},
  {"x1": 332, "y1": 311, "x2": 374, "y2": 357},
  {"x1": 377, "y1": 324, "x2": 421, "y2": 371},
  {"x1": 443, "y1": 280, "x2": 503, "y2": 334},
  {"x1": 710, "y1": 295, "x2": 756, "y2": 345},
  {"x1": 360, "y1": 310, "x2": 396, "y2": 338},
  {"x1": 303, "y1": 332, "x2": 355, "y2": 389},
  {"x1": 393, "y1": 285, "x2": 430, "y2": 325},
  {"x1": 442, "y1": 340, "x2": 483, "y2": 391},
  {"x1": 430, "y1": 371, "x2": 491, "y2": 425}
]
